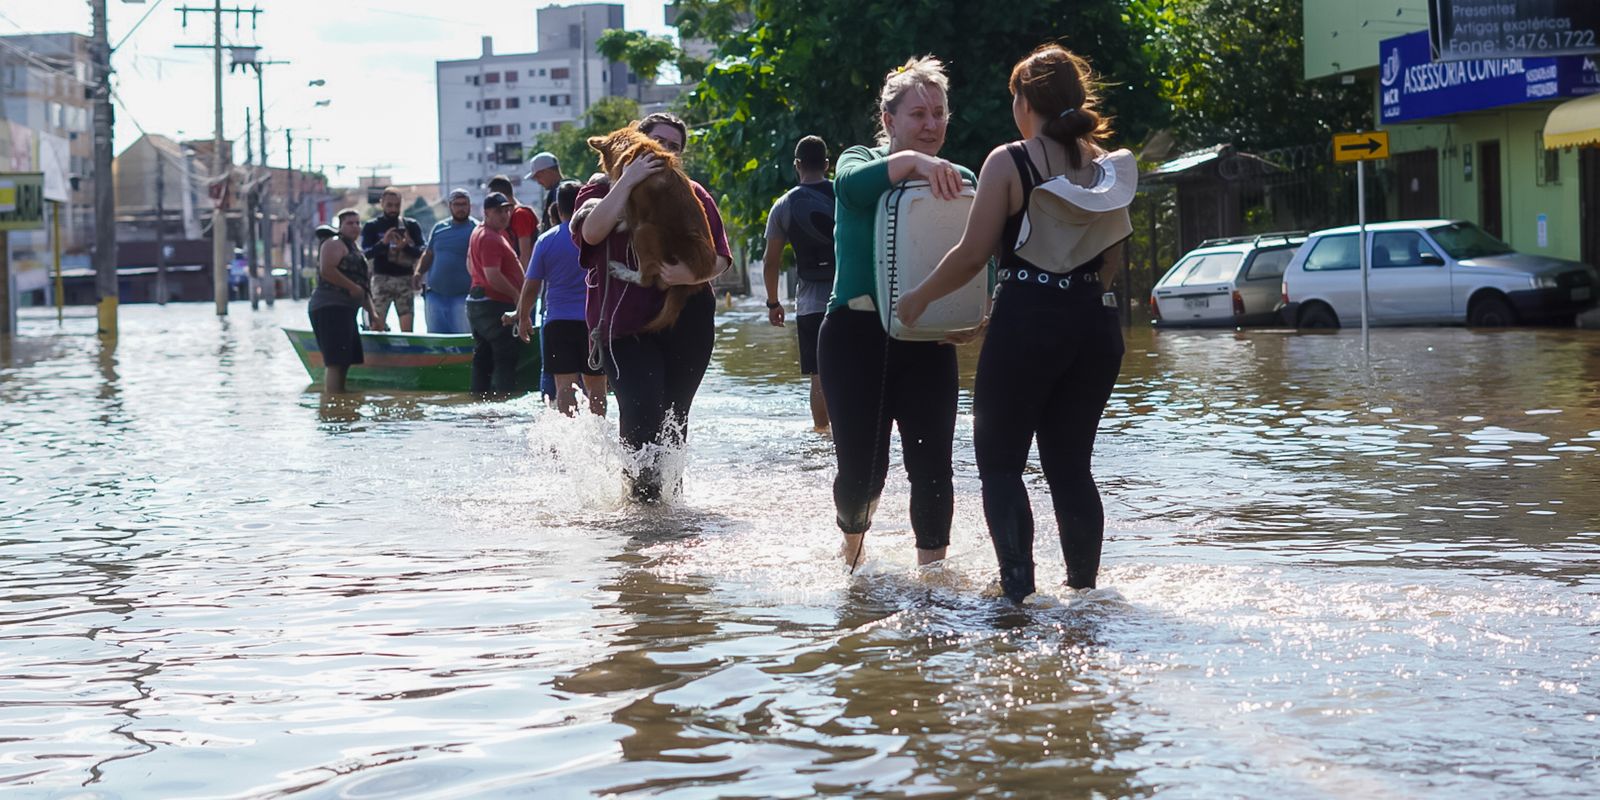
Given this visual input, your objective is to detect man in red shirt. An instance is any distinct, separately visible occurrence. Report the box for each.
[466,192,526,396]
[486,174,540,271]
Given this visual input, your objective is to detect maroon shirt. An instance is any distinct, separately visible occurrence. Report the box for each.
[572,180,732,340]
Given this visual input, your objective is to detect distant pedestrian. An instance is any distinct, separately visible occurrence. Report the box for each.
[466,191,526,396]
[762,135,836,432]
[486,175,540,271]
[361,187,426,332]
[524,151,564,226]
[510,180,607,416]
[414,188,477,334]
[308,208,386,394]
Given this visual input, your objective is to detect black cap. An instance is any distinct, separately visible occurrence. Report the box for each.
[483,191,511,210]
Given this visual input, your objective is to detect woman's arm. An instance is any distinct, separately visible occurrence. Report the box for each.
[895,146,1014,326]
[580,155,664,245]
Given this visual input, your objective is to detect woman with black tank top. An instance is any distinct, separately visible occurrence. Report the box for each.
[897,45,1131,602]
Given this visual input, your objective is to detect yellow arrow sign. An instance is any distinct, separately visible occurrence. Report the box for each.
[1333,131,1390,162]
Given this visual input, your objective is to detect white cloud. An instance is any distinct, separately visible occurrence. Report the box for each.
[5,0,672,186]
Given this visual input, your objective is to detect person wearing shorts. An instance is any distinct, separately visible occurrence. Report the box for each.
[361,187,425,332]
[308,208,385,394]
[512,180,606,416]
[762,135,836,432]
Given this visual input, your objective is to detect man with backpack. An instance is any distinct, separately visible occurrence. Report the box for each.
[762,136,837,433]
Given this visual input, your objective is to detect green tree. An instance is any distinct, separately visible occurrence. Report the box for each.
[1134,0,1371,153]
[672,0,1165,243]
[530,95,642,183]
[596,29,682,101]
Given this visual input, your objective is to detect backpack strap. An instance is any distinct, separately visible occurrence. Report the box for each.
[1005,141,1044,195]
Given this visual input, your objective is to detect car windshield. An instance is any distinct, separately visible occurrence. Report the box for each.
[1158,252,1243,287]
[1427,222,1514,260]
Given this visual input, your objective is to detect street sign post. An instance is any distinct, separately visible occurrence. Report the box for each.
[1333,132,1389,356]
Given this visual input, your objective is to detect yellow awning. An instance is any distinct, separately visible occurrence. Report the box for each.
[1543,93,1600,149]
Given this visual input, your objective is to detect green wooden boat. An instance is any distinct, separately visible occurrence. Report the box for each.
[283,327,541,392]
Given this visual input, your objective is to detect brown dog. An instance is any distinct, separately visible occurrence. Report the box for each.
[587,126,717,332]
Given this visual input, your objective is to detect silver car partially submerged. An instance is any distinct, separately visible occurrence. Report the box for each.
[1150,232,1305,327]
[1278,220,1597,328]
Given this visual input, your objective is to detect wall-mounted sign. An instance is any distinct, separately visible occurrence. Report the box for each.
[0,173,45,231]
[1430,0,1600,61]
[1381,31,1600,123]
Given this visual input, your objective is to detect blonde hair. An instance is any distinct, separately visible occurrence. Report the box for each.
[876,55,950,147]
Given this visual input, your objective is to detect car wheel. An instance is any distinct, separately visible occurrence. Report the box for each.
[1467,294,1516,327]
[1298,303,1339,330]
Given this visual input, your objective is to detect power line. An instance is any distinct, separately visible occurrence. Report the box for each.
[114,0,169,53]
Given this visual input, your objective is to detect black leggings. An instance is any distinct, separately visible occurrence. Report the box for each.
[974,281,1123,601]
[468,299,519,395]
[817,308,956,550]
[601,287,715,500]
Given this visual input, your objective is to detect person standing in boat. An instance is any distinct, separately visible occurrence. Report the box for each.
[413,189,477,334]
[308,208,386,395]
[819,56,976,568]
[897,44,1132,602]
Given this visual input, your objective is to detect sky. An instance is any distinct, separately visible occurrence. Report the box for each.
[3,0,675,186]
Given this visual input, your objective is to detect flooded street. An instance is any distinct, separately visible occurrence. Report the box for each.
[3,302,1598,798]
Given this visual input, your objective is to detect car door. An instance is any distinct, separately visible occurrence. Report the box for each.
[1295,233,1363,323]
[1152,250,1244,324]
[1367,230,1451,323]
[1238,245,1298,321]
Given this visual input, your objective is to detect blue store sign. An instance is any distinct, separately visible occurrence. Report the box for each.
[1380,30,1599,123]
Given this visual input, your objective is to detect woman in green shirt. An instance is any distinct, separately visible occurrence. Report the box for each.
[817,56,977,568]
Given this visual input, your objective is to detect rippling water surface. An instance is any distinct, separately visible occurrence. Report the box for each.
[3,303,1598,798]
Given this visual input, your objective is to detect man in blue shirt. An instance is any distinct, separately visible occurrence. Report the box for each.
[511,180,606,416]
[414,189,476,334]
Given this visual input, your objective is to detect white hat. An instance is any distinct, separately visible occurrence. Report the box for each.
[524,152,559,180]
[1013,148,1138,272]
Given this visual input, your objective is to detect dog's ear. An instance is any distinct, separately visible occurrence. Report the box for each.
[586,135,607,153]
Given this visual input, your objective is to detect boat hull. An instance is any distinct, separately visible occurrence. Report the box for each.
[283,327,542,392]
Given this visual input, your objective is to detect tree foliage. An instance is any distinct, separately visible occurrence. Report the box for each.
[530,96,642,184]
[596,29,682,99]
[1133,0,1371,154]
[672,0,1166,243]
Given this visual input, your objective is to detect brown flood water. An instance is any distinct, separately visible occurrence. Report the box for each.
[2,302,1597,797]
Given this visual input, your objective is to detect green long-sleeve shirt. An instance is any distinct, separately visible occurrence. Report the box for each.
[828,144,978,314]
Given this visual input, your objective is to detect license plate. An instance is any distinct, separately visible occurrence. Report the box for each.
[1573,287,1592,301]
[1183,297,1209,310]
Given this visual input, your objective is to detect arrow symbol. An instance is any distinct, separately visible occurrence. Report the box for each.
[1340,137,1383,154]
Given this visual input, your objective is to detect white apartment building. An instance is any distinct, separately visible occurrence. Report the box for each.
[436,3,626,205]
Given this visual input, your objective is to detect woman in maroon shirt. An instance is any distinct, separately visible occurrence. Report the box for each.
[572,113,732,503]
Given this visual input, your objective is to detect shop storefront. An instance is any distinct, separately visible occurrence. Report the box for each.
[1376,30,1599,263]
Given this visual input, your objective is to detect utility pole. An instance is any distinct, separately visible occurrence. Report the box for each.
[177,2,263,316]
[92,0,117,337]
[244,107,259,310]
[245,56,289,307]
[155,155,167,305]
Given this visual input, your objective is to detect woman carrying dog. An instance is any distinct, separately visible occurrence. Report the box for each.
[820,56,976,567]
[573,112,732,503]
[896,45,1132,602]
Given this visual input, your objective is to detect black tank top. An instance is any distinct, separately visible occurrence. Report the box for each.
[998,141,1104,275]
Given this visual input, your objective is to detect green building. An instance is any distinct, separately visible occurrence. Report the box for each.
[1304,0,1599,267]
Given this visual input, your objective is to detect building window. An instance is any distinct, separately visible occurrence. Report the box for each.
[466,127,476,135]
[1535,129,1561,185]
[465,101,473,109]
[538,95,547,102]
[568,24,581,49]
[551,67,570,80]
[549,94,571,107]
[483,124,502,136]
[507,123,522,135]
[506,97,520,109]
[552,121,567,132]
[530,96,538,104]
[505,70,518,83]
[528,69,537,77]
[485,71,501,84]
[539,68,547,77]
[483,98,501,110]
[467,75,479,85]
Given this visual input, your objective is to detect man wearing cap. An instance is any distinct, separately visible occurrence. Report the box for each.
[525,151,562,223]
[414,189,477,334]
[486,174,541,272]
[466,192,526,396]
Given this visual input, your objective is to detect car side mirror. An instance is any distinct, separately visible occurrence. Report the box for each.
[1418,252,1445,266]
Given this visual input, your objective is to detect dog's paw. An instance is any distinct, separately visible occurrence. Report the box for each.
[607,260,646,285]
